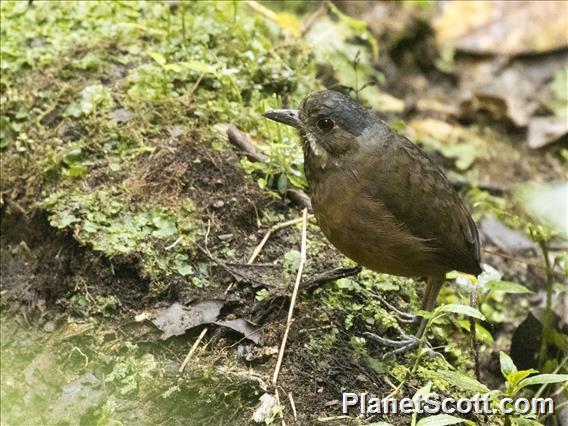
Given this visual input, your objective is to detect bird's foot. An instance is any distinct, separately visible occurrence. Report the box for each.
[364,332,420,358]
[371,293,419,324]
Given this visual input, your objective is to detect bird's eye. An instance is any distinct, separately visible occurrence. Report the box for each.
[316,118,334,131]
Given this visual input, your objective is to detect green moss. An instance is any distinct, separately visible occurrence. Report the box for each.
[41,189,202,285]
[1,1,326,289]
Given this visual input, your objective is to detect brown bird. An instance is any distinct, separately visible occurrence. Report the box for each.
[264,90,481,352]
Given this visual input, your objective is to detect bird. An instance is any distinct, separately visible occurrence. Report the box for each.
[264,89,482,353]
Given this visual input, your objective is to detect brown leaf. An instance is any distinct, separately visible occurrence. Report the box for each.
[458,53,566,127]
[479,218,537,254]
[152,301,223,340]
[215,318,263,344]
[434,1,568,56]
[528,116,568,149]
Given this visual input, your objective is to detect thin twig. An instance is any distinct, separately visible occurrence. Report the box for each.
[317,416,352,423]
[244,0,278,20]
[482,248,545,270]
[287,392,298,421]
[226,125,312,210]
[470,283,481,381]
[248,217,303,264]
[198,245,269,287]
[188,73,204,97]
[272,208,308,386]
[179,327,208,374]
[165,236,183,250]
[227,125,268,163]
[274,388,286,426]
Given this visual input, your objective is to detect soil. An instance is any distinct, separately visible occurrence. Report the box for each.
[2,133,386,424]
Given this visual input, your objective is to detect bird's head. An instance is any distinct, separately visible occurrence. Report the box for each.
[264,90,377,159]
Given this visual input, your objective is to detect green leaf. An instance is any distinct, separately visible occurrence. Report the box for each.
[506,369,538,388]
[147,51,166,66]
[163,63,185,73]
[416,414,468,426]
[499,351,517,378]
[435,304,486,321]
[180,60,216,74]
[414,381,433,399]
[486,280,531,294]
[328,2,379,61]
[511,418,545,426]
[277,173,288,194]
[152,216,178,238]
[63,164,88,178]
[518,373,568,388]
[175,263,193,276]
[53,211,78,228]
[432,370,489,393]
[457,320,494,343]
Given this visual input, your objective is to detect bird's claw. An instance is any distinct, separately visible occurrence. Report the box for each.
[371,293,419,324]
[363,332,420,359]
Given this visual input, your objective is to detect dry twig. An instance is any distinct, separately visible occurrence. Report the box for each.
[470,283,481,381]
[287,392,298,421]
[179,327,208,374]
[227,125,268,163]
[226,125,312,210]
[248,217,303,264]
[272,208,308,386]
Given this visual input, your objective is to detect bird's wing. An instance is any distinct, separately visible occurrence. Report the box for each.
[358,128,481,275]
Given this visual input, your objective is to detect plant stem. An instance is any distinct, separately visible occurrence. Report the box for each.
[411,318,433,374]
[537,239,554,370]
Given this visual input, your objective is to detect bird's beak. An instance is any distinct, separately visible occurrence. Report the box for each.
[263,109,302,129]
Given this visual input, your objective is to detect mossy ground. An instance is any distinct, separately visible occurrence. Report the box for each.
[1,1,566,425]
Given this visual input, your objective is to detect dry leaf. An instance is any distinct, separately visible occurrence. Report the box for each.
[152,301,223,340]
[527,116,568,149]
[216,318,263,344]
[434,1,568,56]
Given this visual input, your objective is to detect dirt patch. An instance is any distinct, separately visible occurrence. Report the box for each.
[1,210,148,316]
[126,132,282,238]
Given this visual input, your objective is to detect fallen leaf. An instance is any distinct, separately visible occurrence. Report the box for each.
[216,318,263,344]
[252,393,279,424]
[434,1,568,56]
[458,52,567,127]
[48,322,95,344]
[152,301,223,340]
[479,218,537,253]
[527,116,568,149]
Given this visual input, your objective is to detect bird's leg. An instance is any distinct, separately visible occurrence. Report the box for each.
[365,275,445,358]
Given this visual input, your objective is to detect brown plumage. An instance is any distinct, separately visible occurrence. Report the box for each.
[265,90,481,342]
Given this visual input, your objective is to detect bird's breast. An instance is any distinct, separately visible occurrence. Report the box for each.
[307,167,444,278]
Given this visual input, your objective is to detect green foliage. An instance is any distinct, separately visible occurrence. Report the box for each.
[282,249,302,277]
[0,1,325,288]
[499,352,567,398]
[104,344,157,395]
[546,66,568,116]
[41,189,201,283]
[65,84,114,117]
[316,275,402,332]
[69,292,120,318]
[305,327,339,354]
